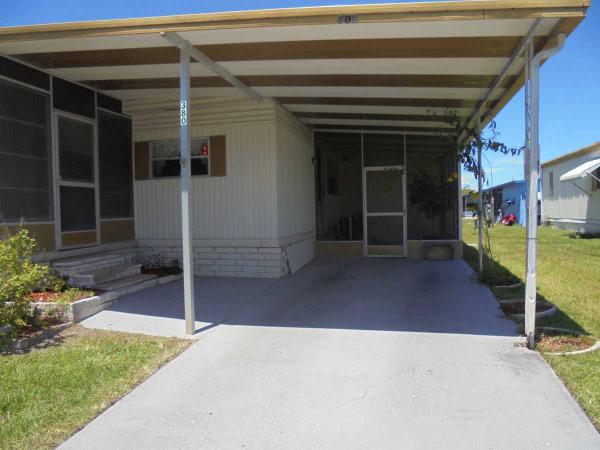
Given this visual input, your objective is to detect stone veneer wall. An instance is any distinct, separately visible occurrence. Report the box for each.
[137,243,288,278]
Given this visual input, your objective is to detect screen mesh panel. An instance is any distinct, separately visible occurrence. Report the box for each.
[406,136,458,240]
[97,92,122,114]
[52,77,95,119]
[363,134,405,167]
[0,79,52,222]
[58,116,94,183]
[0,55,50,91]
[60,186,96,232]
[0,79,48,126]
[314,132,363,241]
[98,110,133,218]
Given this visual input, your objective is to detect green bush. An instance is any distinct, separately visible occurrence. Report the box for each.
[0,228,50,334]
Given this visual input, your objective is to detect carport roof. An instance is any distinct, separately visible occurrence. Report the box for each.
[0,0,589,133]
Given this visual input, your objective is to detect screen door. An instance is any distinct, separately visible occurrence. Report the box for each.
[363,166,406,256]
[55,113,99,248]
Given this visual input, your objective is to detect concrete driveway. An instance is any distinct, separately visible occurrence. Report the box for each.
[63,259,600,449]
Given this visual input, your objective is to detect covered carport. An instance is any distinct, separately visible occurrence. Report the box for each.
[66,257,600,448]
[0,0,589,346]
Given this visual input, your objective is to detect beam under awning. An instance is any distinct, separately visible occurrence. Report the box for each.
[161,32,263,101]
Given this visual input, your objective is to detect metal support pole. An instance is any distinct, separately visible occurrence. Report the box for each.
[477,117,484,273]
[179,45,196,335]
[524,42,531,276]
[524,33,566,349]
[525,53,539,349]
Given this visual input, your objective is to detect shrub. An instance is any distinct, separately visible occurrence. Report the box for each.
[0,228,50,334]
[54,288,95,305]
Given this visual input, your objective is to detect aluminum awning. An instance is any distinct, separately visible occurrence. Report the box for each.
[0,0,589,134]
[559,158,600,182]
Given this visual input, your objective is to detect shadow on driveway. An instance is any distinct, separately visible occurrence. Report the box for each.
[82,258,516,338]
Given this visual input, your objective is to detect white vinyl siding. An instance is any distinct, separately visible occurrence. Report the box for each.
[275,110,315,240]
[134,120,278,240]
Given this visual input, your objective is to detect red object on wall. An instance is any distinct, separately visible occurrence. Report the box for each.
[201,143,209,156]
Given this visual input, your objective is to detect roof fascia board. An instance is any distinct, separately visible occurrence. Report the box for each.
[0,1,589,42]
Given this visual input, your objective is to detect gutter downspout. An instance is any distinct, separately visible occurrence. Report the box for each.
[525,33,566,349]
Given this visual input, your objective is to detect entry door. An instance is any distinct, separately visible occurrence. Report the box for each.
[363,166,407,256]
[54,112,99,248]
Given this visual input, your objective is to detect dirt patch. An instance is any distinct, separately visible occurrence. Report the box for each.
[537,330,597,353]
[501,301,554,315]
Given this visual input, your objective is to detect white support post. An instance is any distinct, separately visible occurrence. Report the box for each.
[524,33,566,349]
[477,117,484,273]
[179,44,196,335]
[525,52,539,349]
[524,42,531,277]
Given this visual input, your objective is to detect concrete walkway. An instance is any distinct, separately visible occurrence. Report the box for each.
[63,259,600,449]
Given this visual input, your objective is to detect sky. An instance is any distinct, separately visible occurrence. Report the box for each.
[2,0,599,190]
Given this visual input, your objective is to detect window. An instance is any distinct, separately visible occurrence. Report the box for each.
[592,168,600,192]
[549,171,554,197]
[151,139,209,178]
[0,79,52,222]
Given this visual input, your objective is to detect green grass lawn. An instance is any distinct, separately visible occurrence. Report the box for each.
[462,220,600,428]
[0,326,190,449]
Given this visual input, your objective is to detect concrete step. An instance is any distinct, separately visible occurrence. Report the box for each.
[54,253,127,276]
[95,273,158,292]
[68,263,142,288]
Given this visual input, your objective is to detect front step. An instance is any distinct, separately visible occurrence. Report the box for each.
[53,253,127,277]
[68,263,142,288]
[95,273,158,292]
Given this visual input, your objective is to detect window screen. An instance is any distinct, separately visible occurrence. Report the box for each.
[97,110,133,218]
[0,79,52,222]
[151,139,209,178]
[58,116,95,183]
[60,186,96,231]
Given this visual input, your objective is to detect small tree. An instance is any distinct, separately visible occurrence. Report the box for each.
[450,114,524,276]
[442,112,524,183]
[0,228,50,334]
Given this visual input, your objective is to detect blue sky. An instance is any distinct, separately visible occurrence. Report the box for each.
[3,1,599,189]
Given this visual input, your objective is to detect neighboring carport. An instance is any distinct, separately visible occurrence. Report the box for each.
[0,0,589,343]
